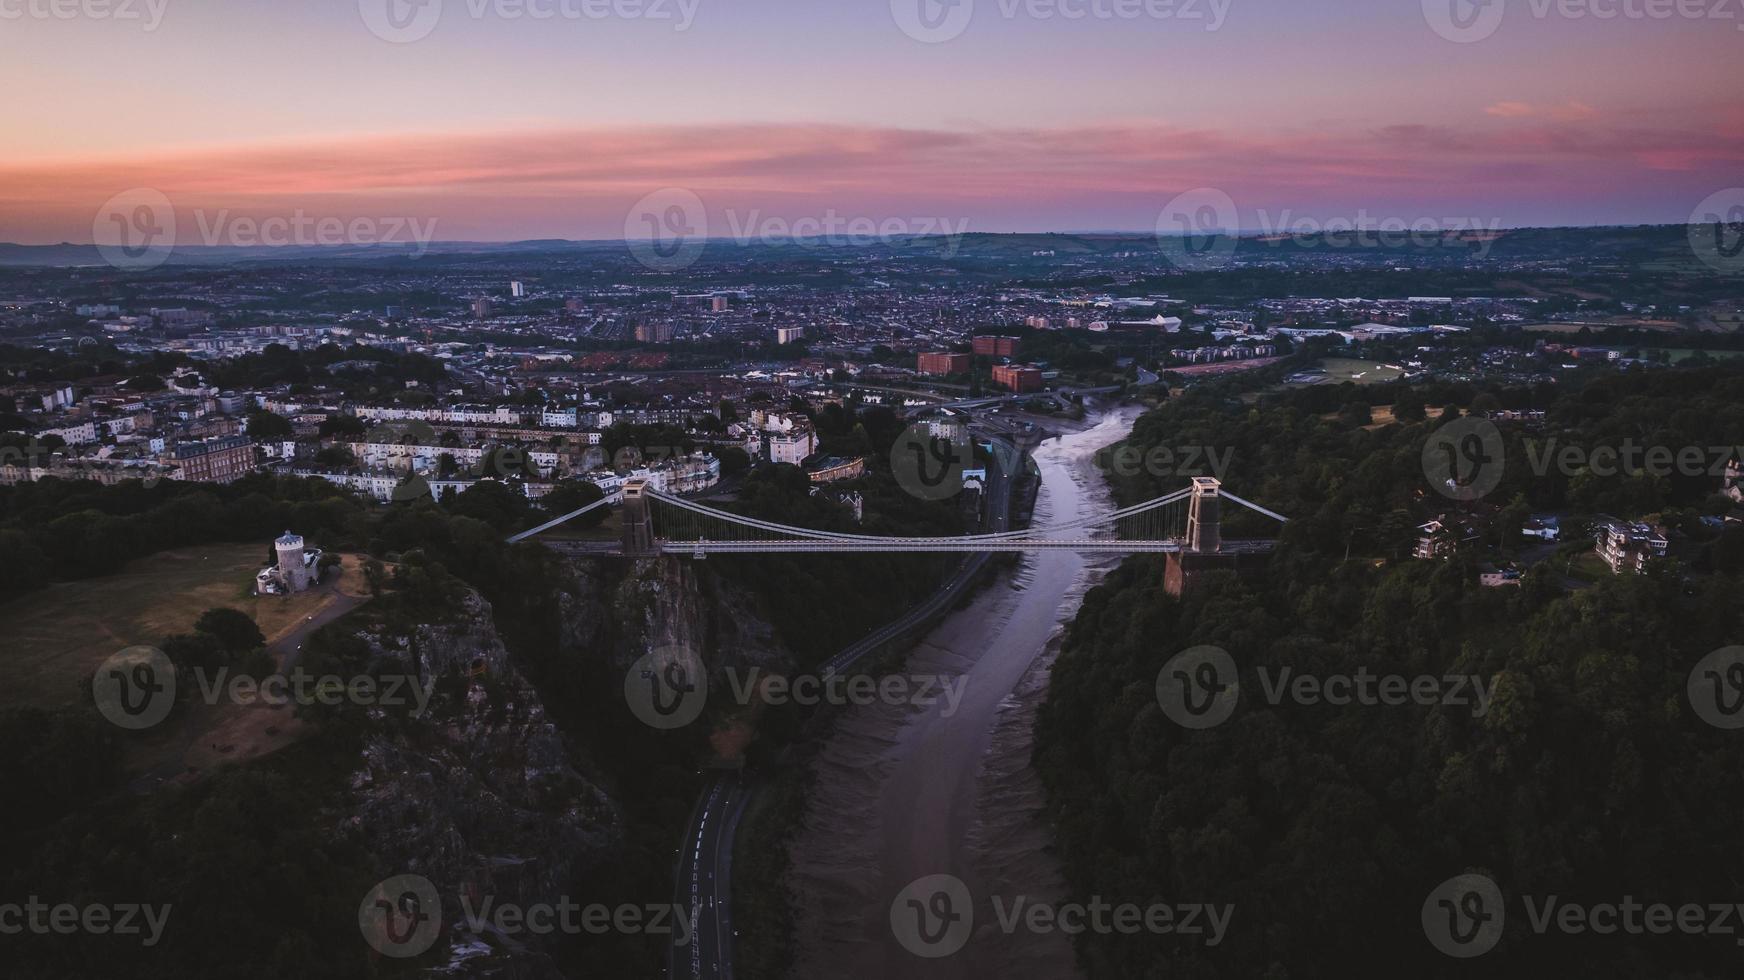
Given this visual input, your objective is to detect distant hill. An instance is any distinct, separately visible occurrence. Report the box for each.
[0,224,1715,268]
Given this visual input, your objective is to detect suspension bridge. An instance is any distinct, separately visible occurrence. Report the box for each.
[508,476,1285,558]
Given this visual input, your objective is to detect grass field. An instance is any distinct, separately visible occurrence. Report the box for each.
[0,543,361,710]
[1318,358,1405,384]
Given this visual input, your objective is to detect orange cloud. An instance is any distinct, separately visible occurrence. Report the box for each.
[2,115,1740,242]
[1486,101,1600,122]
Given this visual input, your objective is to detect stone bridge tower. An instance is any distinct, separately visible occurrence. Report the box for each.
[1186,477,1222,554]
[621,479,658,557]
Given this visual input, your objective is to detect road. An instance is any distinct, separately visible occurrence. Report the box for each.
[668,424,1022,979]
[277,581,365,672]
[671,771,750,980]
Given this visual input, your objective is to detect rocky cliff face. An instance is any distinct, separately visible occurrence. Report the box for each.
[596,557,788,675]
[336,588,620,978]
[331,557,788,976]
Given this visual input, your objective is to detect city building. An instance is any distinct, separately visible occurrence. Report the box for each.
[39,421,99,446]
[1521,516,1561,541]
[171,435,254,484]
[991,364,1044,393]
[775,327,805,345]
[0,457,176,487]
[510,281,526,298]
[1594,518,1668,574]
[1414,517,1482,559]
[918,352,971,376]
[806,456,866,483]
[809,487,863,522]
[636,322,675,344]
[973,335,1020,358]
[472,297,495,319]
[769,428,817,465]
[1478,563,1523,587]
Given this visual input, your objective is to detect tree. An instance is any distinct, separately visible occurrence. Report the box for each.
[246,410,294,441]
[317,415,366,438]
[541,480,607,527]
[716,446,752,477]
[162,630,226,673]
[363,558,389,596]
[479,446,539,481]
[313,445,355,468]
[1393,387,1427,423]
[195,607,267,656]
[448,480,529,531]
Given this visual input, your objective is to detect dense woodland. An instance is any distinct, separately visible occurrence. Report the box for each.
[0,415,959,976]
[1036,360,1744,977]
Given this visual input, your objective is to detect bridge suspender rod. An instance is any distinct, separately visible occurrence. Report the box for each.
[1218,491,1290,525]
[505,493,622,544]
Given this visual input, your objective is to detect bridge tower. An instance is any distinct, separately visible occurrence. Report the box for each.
[621,479,658,557]
[1186,477,1222,554]
[1166,476,1270,597]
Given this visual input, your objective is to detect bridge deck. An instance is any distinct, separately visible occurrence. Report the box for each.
[540,538,1277,556]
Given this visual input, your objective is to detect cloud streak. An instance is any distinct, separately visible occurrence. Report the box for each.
[3,113,1741,243]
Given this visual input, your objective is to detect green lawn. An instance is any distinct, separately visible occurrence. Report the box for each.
[1318,358,1405,384]
[0,543,346,710]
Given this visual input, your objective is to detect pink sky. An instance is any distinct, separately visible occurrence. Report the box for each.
[2,0,1739,242]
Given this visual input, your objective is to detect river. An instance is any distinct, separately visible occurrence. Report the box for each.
[786,406,1140,979]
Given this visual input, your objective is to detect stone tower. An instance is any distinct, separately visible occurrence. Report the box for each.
[275,530,309,593]
[621,480,658,557]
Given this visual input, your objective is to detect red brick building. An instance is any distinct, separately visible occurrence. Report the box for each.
[992,364,1045,393]
[918,352,971,376]
[172,435,254,484]
[973,335,1020,358]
